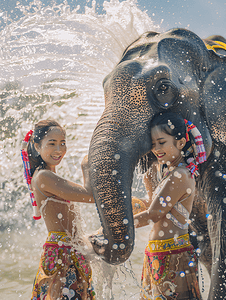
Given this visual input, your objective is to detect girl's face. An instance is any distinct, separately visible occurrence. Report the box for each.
[36,127,66,171]
[151,126,185,165]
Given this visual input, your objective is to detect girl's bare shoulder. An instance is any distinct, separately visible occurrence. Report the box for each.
[33,169,59,184]
[173,165,195,185]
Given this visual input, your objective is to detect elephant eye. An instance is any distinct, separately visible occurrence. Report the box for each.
[153,79,178,108]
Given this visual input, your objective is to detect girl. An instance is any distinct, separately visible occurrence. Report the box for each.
[21,119,95,300]
[133,112,206,300]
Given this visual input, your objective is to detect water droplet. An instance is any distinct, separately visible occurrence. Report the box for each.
[174,171,179,177]
[188,261,194,267]
[134,219,139,226]
[125,235,129,240]
[158,230,164,237]
[186,188,192,194]
[180,271,185,277]
[114,154,120,160]
[184,75,192,82]
[215,151,220,157]
[159,196,164,203]
[215,171,221,177]
[166,196,171,202]
[169,229,173,233]
[103,239,108,244]
[112,244,118,249]
[119,243,125,249]
[206,214,212,220]
[62,288,69,295]
[164,103,169,107]
[112,170,118,175]
[162,202,167,207]
[123,218,129,224]
[101,204,104,208]
[166,213,171,219]
[58,213,63,219]
[148,220,154,226]
[61,277,66,283]
[163,221,168,227]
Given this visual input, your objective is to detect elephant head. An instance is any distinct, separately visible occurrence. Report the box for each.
[88,28,226,289]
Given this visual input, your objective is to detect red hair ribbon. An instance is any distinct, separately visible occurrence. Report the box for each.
[21,130,41,220]
[184,119,207,177]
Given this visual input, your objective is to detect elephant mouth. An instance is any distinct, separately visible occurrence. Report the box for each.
[152,79,179,109]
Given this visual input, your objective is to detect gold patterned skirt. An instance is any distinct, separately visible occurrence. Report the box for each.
[31,231,95,300]
[141,234,201,300]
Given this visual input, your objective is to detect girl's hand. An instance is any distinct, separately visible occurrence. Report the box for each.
[134,167,195,227]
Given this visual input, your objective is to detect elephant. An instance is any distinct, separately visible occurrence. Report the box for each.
[88,28,226,299]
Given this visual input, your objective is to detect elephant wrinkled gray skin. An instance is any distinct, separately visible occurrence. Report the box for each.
[88,28,226,299]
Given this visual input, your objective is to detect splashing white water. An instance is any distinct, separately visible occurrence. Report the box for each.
[0,1,157,299]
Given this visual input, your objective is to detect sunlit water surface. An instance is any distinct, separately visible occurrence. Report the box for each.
[0,1,210,299]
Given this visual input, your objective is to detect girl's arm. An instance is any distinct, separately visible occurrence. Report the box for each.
[134,167,195,228]
[34,165,94,203]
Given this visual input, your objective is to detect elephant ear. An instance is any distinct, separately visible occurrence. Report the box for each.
[202,56,226,145]
[157,36,209,81]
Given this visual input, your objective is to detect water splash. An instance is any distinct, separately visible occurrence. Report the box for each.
[0,1,156,298]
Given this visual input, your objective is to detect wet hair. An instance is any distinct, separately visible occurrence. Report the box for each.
[139,112,192,173]
[150,112,187,141]
[27,119,65,176]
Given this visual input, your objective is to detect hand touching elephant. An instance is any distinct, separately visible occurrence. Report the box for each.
[88,28,226,299]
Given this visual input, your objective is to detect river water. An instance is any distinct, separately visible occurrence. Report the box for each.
[0,1,210,299]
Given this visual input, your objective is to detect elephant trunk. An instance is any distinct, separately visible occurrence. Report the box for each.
[88,107,151,264]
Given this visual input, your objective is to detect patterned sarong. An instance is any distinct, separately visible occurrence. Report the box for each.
[31,231,95,300]
[141,234,201,300]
